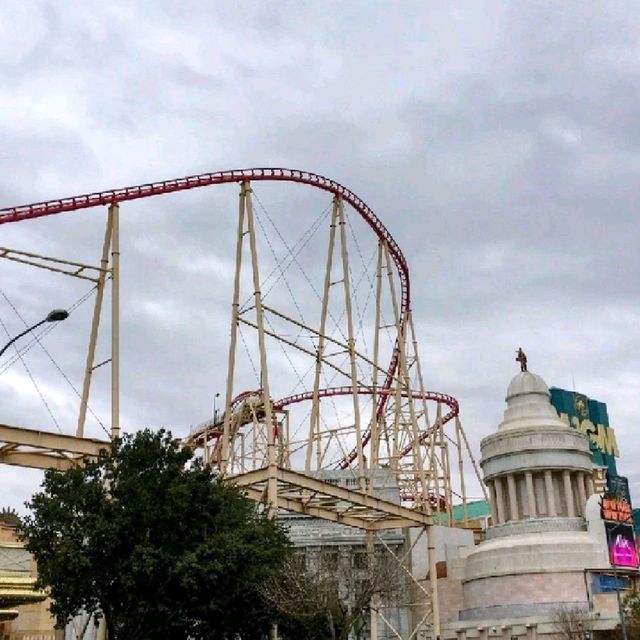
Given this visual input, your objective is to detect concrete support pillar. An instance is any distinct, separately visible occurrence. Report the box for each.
[563,470,576,517]
[501,626,512,640]
[526,623,538,640]
[544,470,557,517]
[456,630,466,640]
[507,473,519,521]
[525,471,536,518]
[494,477,506,524]
[478,627,489,640]
[577,471,587,516]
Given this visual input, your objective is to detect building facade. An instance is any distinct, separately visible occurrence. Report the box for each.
[438,370,631,639]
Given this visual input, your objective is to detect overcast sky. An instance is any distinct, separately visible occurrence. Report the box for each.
[1,1,640,512]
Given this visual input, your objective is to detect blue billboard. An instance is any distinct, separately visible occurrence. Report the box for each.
[549,388,619,477]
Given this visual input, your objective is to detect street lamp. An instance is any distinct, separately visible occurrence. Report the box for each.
[213,392,220,423]
[204,393,221,466]
[0,309,69,358]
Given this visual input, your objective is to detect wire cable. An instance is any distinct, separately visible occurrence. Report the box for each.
[0,288,109,435]
[0,313,63,433]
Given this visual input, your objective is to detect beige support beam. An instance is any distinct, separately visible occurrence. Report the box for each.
[0,246,105,282]
[369,243,383,471]
[109,203,120,440]
[0,424,107,456]
[545,470,557,517]
[222,186,247,472]
[336,198,365,490]
[308,200,338,473]
[0,452,76,471]
[233,466,433,528]
[77,213,113,437]
[243,183,277,511]
[525,471,537,518]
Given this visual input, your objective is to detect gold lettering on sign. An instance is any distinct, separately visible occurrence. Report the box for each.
[593,426,620,457]
[558,413,619,457]
[592,468,607,494]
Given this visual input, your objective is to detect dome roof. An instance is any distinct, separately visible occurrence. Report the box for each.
[506,371,550,400]
[497,370,568,432]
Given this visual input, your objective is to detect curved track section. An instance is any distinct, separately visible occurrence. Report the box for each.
[274,387,459,461]
[0,168,454,466]
[187,387,459,455]
[0,170,409,318]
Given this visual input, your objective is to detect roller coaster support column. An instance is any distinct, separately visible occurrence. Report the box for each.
[110,203,120,440]
[336,197,365,490]
[307,198,338,473]
[369,242,384,470]
[221,186,246,472]
[77,212,113,437]
[243,182,277,511]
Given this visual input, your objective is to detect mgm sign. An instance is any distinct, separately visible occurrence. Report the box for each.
[549,388,619,477]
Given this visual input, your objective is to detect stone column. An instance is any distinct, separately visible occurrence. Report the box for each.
[526,623,538,640]
[525,471,536,518]
[489,480,498,524]
[494,477,506,524]
[563,470,576,517]
[577,472,587,516]
[585,472,594,498]
[544,470,557,517]
[507,473,519,521]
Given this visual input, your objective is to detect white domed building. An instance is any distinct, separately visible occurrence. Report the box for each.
[439,369,625,639]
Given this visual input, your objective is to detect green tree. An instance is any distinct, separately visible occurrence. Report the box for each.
[623,590,640,640]
[263,548,403,640]
[19,429,290,640]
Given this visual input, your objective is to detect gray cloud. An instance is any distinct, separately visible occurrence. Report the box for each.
[2,0,640,510]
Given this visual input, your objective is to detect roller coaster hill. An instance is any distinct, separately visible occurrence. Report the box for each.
[0,168,488,639]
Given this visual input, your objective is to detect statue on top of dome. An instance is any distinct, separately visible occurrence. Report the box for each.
[516,347,527,372]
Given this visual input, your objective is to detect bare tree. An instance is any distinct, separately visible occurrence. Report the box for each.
[552,605,593,640]
[262,546,404,640]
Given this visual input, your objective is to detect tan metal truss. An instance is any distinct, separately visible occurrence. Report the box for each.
[0,423,107,470]
[232,466,432,531]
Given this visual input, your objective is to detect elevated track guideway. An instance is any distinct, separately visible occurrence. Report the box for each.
[0,168,486,639]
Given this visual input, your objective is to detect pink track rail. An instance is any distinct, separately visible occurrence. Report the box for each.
[0,167,457,465]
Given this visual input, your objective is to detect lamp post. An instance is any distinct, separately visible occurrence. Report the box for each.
[213,392,220,423]
[204,393,221,466]
[0,309,69,358]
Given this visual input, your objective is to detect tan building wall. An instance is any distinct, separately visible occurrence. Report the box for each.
[0,518,55,640]
[1,600,56,640]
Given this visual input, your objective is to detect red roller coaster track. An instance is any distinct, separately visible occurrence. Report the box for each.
[0,168,458,466]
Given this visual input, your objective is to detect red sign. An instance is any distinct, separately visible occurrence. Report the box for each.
[601,497,632,523]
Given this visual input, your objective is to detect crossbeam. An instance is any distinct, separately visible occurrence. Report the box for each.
[0,423,108,470]
[232,466,432,531]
